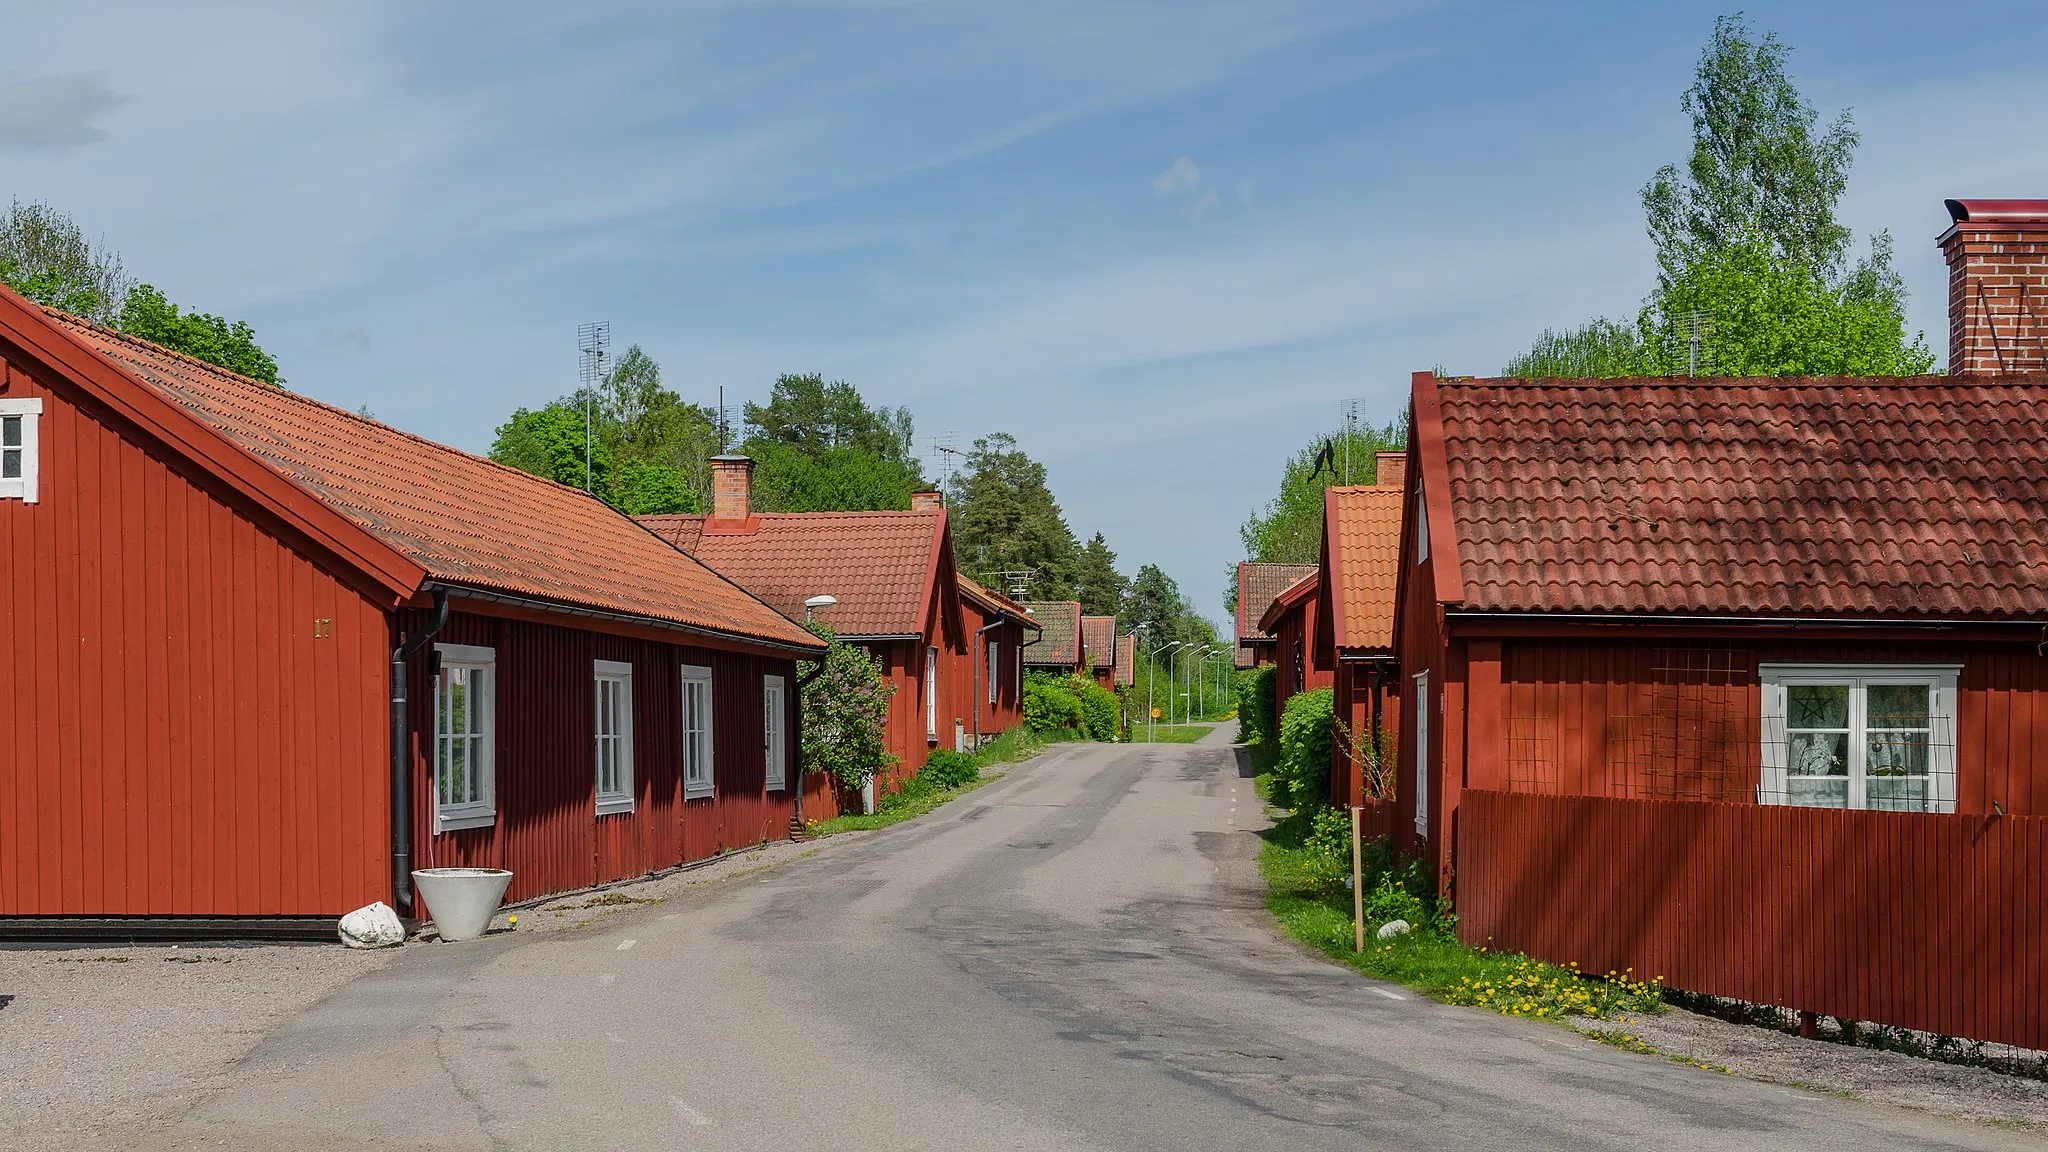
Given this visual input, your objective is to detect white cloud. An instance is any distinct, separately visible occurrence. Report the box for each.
[1152,155,1200,194]
[0,72,126,153]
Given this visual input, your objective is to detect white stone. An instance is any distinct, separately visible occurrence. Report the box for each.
[1376,918,1412,940]
[338,901,406,948]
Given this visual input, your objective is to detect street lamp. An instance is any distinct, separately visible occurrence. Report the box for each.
[1156,641,1186,729]
[804,594,837,623]
[1190,644,1217,720]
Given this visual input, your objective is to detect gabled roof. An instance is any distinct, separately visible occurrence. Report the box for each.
[1324,484,1405,652]
[1420,373,2048,619]
[1257,571,1318,636]
[1236,562,1318,643]
[958,576,1041,632]
[1081,615,1117,670]
[1114,634,1136,685]
[639,509,955,639]
[10,295,818,653]
[1020,601,1082,665]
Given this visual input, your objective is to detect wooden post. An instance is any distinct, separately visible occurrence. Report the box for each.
[1351,805,1365,952]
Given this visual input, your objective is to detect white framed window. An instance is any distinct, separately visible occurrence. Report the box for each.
[1760,664,1958,813]
[0,398,44,504]
[1414,487,1428,563]
[987,636,999,705]
[595,660,634,814]
[925,645,939,740]
[1413,671,1430,835]
[434,643,496,831]
[763,673,788,791]
[682,664,715,799]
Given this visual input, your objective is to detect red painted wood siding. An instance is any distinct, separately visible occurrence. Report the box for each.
[1330,662,1399,809]
[1461,790,2048,1050]
[402,608,800,906]
[1270,595,1333,721]
[1,351,391,917]
[960,601,1030,740]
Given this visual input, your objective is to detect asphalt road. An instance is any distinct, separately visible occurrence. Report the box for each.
[100,730,2037,1149]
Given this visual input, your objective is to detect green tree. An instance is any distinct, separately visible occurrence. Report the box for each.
[739,372,925,511]
[0,199,131,322]
[489,343,711,514]
[798,623,897,793]
[748,441,923,513]
[1120,564,1214,649]
[1502,14,1931,378]
[1074,533,1128,618]
[947,432,1079,598]
[117,285,283,384]
[1238,421,1406,565]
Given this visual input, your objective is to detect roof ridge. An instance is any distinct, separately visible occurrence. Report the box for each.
[1450,373,2048,388]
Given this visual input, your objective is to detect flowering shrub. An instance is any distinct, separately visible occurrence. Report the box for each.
[798,623,897,792]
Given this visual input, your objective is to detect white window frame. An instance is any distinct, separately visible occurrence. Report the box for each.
[0,398,44,504]
[594,659,635,815]
[1414,486,1429,563]
[1413,671,1430,835]
[433,643,497,832]
[1759,663,1958,814]
[682,664,715,800]
[763,673,788,791]
[987,635,1000,705]
[925,645,939,741]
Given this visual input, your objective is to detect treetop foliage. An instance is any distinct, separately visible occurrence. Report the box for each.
[947,432,1082,599]
[739,373,926,512]
[1238,421,1406,568]
[489,344,713,515]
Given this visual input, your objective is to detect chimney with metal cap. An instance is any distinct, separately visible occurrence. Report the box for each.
[1374,450,1407,490]
[1939,199,2048,375]
[710,454,754,520]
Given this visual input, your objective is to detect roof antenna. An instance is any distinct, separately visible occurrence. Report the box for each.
[1678,311,1710,377]
[577,321,611,492]
[1339,398,1367,483]
[927,431,962,484]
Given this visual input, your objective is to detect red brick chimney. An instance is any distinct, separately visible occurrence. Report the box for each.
[710,455,754,521]
[1939,199,2048,375]
[910,490,944,511]
[1374,450,1407,489]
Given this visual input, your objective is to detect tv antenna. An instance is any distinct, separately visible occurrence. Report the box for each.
[1339,397,1370,483]
[927,431,963,483]
[1677,311,1711,377]
[576,321,611,492]
[715,386,743,454]
[998,567,1037,601]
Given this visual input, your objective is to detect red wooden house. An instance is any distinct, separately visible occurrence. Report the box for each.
[1390,198,2048,1050]
[1082,615,1118,690]
[1021,601,1085,675]
[640,464,970,795]
[957,576,1040,744]
[1234,562,1317,669]
[0,288,823,933]
[1258,571,1330,721]
[1317,452,1406,810]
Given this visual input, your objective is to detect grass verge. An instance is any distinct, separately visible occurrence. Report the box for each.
[806,727,1047,837]
[1255,782,1662,1024]
[1125,723,1214,744]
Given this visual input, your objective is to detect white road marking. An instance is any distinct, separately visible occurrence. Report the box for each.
[1370,988,1406,1001]
[670,1099,713,1126]
[661,913,679,921]
[607,1033,627,1044]
[618,939,637,951]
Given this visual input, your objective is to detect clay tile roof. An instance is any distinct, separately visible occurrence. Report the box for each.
[50,313,819,651]
[1021,601,1082,665]
[1327,485,1406,651]
[1115,634,1136,685]
[958,576,1041,631]
[1434,375,2048,618]
[1081,615,1117,669]
[639,510,948,638]
[1257,571,1318,636]
[1237,563,1318,642]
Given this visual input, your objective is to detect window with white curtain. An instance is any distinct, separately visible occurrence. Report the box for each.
[763,673,787,791]
[988,636,999,705]
[0,398,43,503]
[683,664,715,799]
[595,660,634,814]
[925,645,939,739]
[434,643,496,831]
[1413,671,1430,835]
[1760,664,1957,813]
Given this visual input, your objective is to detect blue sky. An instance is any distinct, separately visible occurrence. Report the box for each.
[7,1,2048,631]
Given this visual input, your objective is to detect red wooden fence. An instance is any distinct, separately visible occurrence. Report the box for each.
[1458,790,2048,1049]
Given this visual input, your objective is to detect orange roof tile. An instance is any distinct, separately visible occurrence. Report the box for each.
[1081,615,1117,670]
[958,576,1041,631]
[640,510,950,638]
[1326,485,1405,652]
[1021,602,1082,665]
[1236,562,1318,642]
[48,312,819,652]
[1429,375,2048,618]
[1114,634,1136,685]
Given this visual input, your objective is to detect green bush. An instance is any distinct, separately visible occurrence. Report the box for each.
[1278,687,1334,808]
[1235,665,1277,745]
[1075,677,1121,741]
[919,749,980,790]
[1023,673,1083,732]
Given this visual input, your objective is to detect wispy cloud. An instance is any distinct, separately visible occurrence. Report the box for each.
[1153,155,1200,194]
[0,72,125,153]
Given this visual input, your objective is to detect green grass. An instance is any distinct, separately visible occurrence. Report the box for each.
[805,728,1047,837]
[1124,723,1214,744]
[1255,783,1662,1023]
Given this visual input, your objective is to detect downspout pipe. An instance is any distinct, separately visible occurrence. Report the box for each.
[391,587,450,916]
[972,619,1004,747]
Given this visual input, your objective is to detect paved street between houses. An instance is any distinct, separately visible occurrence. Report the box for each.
[15,731,2038,1151]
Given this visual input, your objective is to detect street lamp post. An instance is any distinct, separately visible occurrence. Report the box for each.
[804,594,838,623]
[1156,641,1186,731]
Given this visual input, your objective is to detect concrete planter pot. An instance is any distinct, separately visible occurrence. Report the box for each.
[411,868,514,942]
